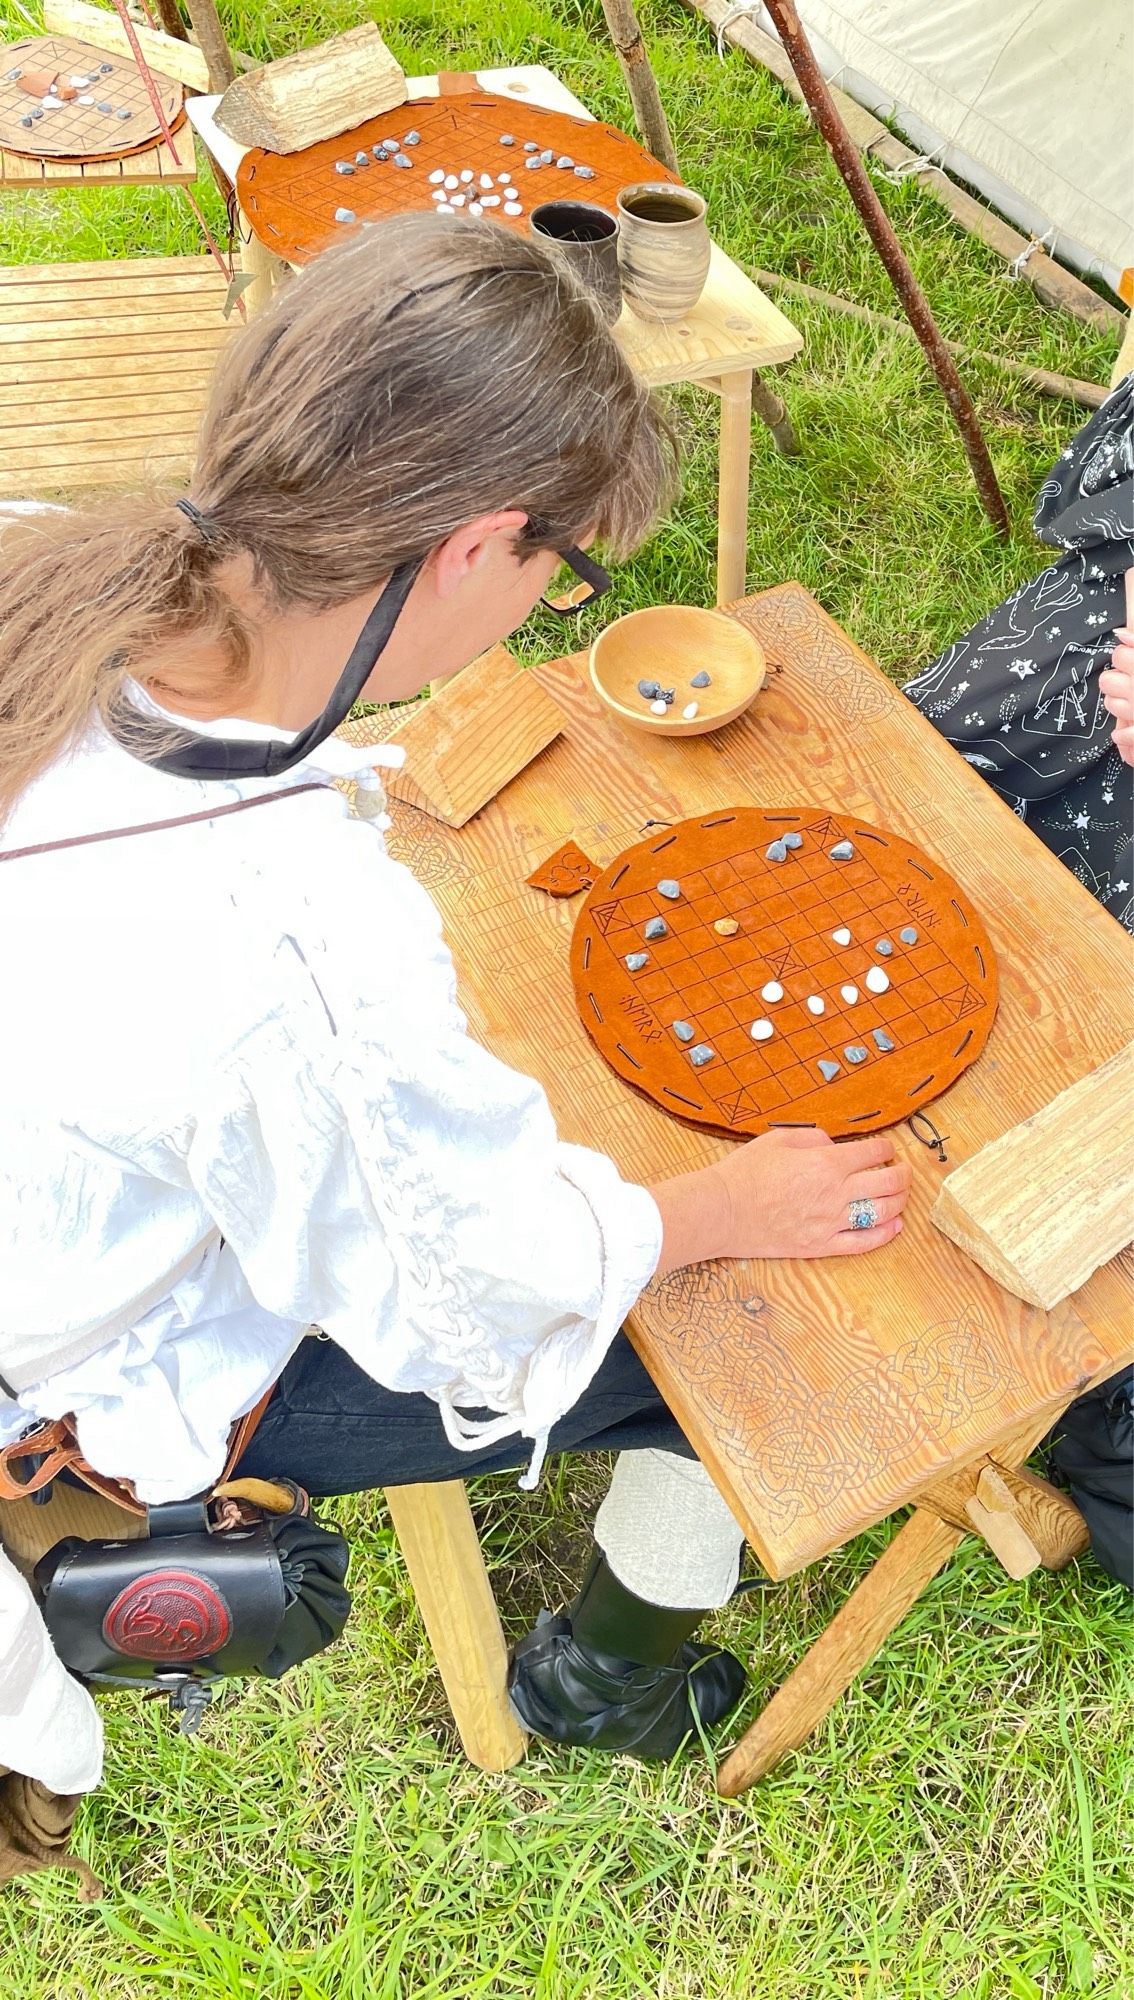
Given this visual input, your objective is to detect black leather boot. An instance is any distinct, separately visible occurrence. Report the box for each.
[507,1550,746,1760]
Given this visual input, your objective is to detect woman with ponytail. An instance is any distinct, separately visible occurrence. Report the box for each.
[0,216,909,1816]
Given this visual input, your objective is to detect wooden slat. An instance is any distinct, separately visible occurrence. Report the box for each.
[0,410,211,449]
[0,256,217,287]
[0,271,224,308]
[0,306,230,345]
[0,329,232,366]
[0,135,197,188]
[0,445,196,484]
[0,366,220,409]
[42,0,212,90]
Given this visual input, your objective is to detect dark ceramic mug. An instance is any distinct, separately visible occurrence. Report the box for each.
[528,200,622,324]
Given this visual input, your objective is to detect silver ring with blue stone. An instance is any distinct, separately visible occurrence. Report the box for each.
[847,1197,878,1231]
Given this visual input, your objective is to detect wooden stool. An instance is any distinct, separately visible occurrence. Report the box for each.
[0,1476,526,1774]
[0,255,234,500]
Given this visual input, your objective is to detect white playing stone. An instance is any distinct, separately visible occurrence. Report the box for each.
[429,169,446,184]
[482,194,501,206]
[840,984,859,1004]
[436,203,454,214]
[78,94,93,103]
[444,174,459,189]
[431,188,446,201]
[450,193,466,207]
[504,202,523,215]
[832,926,852,946]
[865,966,890,994]
[503,189,519,202]
[498,172,511,183]
[650,699,668,715]
[749,1019,775,1042]
[806,995,825,1015]
[479,173,494,189]
[682,702,698,720]
[469,202,484,216]
[760,981,784,1004]
[460,169,473,183]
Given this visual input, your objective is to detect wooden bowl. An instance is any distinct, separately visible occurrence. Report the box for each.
[588,605,766,736]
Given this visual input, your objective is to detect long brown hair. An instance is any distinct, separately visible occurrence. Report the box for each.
[0,214,675,821]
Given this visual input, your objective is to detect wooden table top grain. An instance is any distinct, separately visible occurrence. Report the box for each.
[381,584,1134,1580]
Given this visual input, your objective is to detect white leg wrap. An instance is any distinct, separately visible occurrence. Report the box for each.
[593,1449,745,1610]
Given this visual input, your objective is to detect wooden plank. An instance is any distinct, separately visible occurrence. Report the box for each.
[0,272,223,307]
[386,646,565,829]
[0,367,220,409]
[0,136,197,188]
[931,1044,1134,1308]
[42,0,212,89]
[0,329,232,366]
[615,242,801,385]
[0,399,214,443]
[0,307,231,345]
[214,24,406,154]
[0,291,225,326]
[0,255,218,287]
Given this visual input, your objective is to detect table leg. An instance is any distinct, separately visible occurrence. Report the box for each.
[384,1480,528,1773]
[714,368,753,606]
[237,208,280,319]
[716,1508,962,1797]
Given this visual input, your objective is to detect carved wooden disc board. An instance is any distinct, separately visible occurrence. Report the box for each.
[0,36,183,161]
[570,807,998,1139]
[237,93,680,261]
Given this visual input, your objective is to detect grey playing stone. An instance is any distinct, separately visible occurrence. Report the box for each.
[100,62,114,73]
[783,832,803,850]
[899,926,918,945]
[403,130,421,145]
[525,156,544,169]
[765,839,788,863]
[637,679,660,700]
[115,107,131,119]
[818,1059,841,1082]
[657,878,681,900]
[625,952,649,972]
[829,840,854,861]
[672,1020,695,1043]
[540,149,554,163]
[872,1029,895,1052]
[500,134,515,145]
[355,151,371,166]
[660,688,675,705]
[382,137,400,152]
[334,161,355,174]
[644,917,668,941]
[96,101,112,113]
[6,68,21,80]
[393,153,412,169]
[31,108,43,119]
[334,208,356,224]
[574,165,596,179]
[690,670,711,689]
[843,1045,869,1065]
[689,1044,715,1067]
[19,114,32,127]
[557,156,574,169]
[874,939,893,956]
[523,140,539,151]
[372,146,387,161]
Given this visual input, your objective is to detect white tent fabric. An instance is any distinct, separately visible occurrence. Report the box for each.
[742,1,1133,297]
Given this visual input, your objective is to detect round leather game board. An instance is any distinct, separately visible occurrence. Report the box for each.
[237,93,680,262]
[570,808,998,1140]
[0,36,183,161]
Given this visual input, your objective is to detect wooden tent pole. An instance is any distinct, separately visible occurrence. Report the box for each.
[758,0,1010,538]
[151,0,189,40]
[183,0,236,89]
[599,0,679,174]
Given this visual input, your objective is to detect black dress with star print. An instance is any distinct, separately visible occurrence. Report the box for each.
[905,374,1134,934]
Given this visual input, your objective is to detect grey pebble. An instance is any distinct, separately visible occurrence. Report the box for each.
[690,670,711,688]
[829,840,854,861]
[783,832,803,850]
[382,137,400,153]
[540,149,554,163]
[818,1059,841,1082]
[557,156,574,169]
[689,1044,715,1068]
[638,679,660,700]
[574,165,595,179]
[100,63,114,73]
[525,156,544,170]
[899,926,918,945]
[334,207,357,223]
[31,108,43,119]
[371,146,387,160]
[644,917,668,941]
[672,1020,695,1043]
[657,878,681,900]
[393,153,412,169]
[7,68,21,80]
[334,161,355,175]
[765,839,788,863]
[19,114,32,127]
[844,1045,869,1065]
[874,939,894,957]
[523,140,539,151]
[115,108,131,120]
[659,687,675,705]
[355,151,371,166]
[872,1029,895,1052]
[625,952,649,972]
[96,101,112,113]
[500,134,515,145]
[403,130,421,145]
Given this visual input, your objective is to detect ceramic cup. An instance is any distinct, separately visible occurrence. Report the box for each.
[615,183,711,323]
[528,200,622,324]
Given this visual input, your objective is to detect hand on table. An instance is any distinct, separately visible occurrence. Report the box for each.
[1100,626,1134,768]
[651,1126,910,1274]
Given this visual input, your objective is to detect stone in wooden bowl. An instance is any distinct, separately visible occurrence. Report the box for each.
[589,604,766,736]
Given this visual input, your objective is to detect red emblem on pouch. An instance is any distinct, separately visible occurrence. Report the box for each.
[102,1568,232,1661]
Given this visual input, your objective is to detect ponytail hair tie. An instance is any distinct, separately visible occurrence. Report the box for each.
[175,497,220,546]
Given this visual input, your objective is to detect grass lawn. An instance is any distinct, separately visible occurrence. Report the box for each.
[1,2,1131,1996]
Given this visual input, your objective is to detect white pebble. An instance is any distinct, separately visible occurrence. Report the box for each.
[650,699,668,715]
[760,981,784,1004]
[482,194,501,206]
[436,203,454,214]
[749,1020,775,1042]
[479,173,494,189]
[444,174,459,190]
[807,995,825,1016]
[504,202,523,215]
[497,172,511,184]
[451,193,466,207]
[469,202,484,216]
[429,168,446,184]
[865,966,890,994]
[682,701,698,720]
[832,926,852,946]
[431,188,446,201]
[840,984,859,1005]
[69,74,86,84]
[460,169,473,184]
[78,94,93,104]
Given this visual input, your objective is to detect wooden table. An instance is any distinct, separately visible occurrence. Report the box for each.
[186,66,802,606]
[380,584,1133,1791]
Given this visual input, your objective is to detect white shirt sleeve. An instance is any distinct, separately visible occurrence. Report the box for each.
[172,800,663,1482]
[0,1546,102,1794]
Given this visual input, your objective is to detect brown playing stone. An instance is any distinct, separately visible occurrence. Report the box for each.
[527,840,598,898]
[714,917,740,936]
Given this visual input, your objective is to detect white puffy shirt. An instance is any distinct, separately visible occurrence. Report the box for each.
[0,704,662,1793]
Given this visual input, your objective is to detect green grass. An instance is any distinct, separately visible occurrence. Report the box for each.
[2,3,1131,1995]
